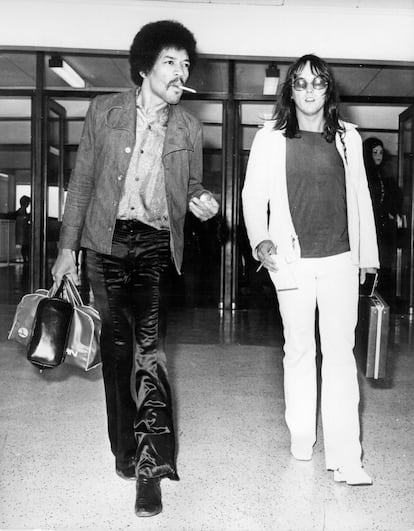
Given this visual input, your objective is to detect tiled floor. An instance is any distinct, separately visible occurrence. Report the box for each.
[0,264,413,530]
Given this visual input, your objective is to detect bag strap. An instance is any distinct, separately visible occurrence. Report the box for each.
[48,280,65,299]
[64,275,84,307]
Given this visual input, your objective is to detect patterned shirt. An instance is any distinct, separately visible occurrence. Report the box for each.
[117,90,170,230]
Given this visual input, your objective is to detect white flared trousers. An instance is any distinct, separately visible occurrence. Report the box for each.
[274,252,362,469]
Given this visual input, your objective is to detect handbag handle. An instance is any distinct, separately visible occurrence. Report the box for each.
[63,275,84,307]
[47,280,65,299]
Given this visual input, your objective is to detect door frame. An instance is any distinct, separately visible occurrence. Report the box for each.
[42,97,66,287]
[397,104,414,315]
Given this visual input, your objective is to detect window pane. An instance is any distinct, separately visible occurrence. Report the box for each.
[189,59,229,93]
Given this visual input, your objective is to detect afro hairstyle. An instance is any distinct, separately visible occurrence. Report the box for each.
[129,20,197,86]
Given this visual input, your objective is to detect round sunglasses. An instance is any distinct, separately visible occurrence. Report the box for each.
[292,76,328,91]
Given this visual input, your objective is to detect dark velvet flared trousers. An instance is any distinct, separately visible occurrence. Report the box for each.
[86,220,179,481]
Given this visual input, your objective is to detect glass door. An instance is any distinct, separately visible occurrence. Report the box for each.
[172,100,223,309]
[0,96,32,302]
[397,105,414,315]
[236,102,277,309]
[42,98,66,287]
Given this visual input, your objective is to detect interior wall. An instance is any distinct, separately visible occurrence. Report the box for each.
[2,0,414,63]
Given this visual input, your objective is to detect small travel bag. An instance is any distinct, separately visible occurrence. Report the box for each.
[26,283,73,370]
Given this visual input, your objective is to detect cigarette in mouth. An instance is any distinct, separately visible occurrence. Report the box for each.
[180,85,197,93]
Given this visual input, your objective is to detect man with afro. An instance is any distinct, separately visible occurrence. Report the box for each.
[52,20,219,517]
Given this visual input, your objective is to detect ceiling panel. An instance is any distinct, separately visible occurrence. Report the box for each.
[67,56,132,89]
[361,68,414,97]
[285,0,414,7]
[0,54,36,88]
[330,65,414,98]
[329,66,380,97]
[346,0,414,7]
[45,54,133,90]
[132,0,286,4]
[131,0,414,7]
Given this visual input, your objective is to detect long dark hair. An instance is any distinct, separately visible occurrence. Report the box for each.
[272,54,344,143]
[363,136,384,176]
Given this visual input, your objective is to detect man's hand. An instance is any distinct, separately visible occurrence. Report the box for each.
[51,249,79,288]
[360,267,378,285]
[256,240,278,272]
[189,192,219,221]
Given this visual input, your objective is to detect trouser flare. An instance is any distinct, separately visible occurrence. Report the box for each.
[86,220,178,480]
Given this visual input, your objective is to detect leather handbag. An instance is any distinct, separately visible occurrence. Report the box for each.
[8,288,49,346]
[63,276,102,371]
[26,282,73,371]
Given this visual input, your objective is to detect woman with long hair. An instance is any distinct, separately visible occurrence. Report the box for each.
[363,137,402,295]
[243,54,378,485]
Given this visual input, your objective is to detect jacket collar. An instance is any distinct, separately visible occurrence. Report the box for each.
[103,89,137,132]
[104,89,193,154]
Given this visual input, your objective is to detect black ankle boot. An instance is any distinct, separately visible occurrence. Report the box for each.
[135,477,162,517]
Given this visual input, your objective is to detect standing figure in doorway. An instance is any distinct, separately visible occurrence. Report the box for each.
[52,20,219,518]
[14,195,31,263]
[242,54,378,485]
[363,136,402,295]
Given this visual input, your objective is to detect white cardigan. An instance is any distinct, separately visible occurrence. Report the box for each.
[242,122,379,269]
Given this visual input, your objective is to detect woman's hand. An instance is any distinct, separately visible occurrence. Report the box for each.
[256,240,278,272]
[360,267,378,285]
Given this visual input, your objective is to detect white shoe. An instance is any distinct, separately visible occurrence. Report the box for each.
[290,443,313,461]
[333,467,373,486]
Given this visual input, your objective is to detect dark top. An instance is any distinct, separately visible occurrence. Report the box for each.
[14,207,30,245]
[366,166,402,241]
[286,130,350,258]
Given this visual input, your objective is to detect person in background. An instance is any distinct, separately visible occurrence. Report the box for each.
[14,195,31,263]
[242,54,378,486]
[51,20,219,518]
[363,137,402,294]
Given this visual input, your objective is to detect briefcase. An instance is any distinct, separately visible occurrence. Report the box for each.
[355,291,389,379]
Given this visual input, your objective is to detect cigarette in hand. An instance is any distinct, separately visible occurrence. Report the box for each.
[256,251,274,272]
[180,85,197,93]
[256,262,265,272]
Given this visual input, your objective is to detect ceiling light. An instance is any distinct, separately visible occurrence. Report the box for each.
[49,56,86,88]
[263,62,280,95]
